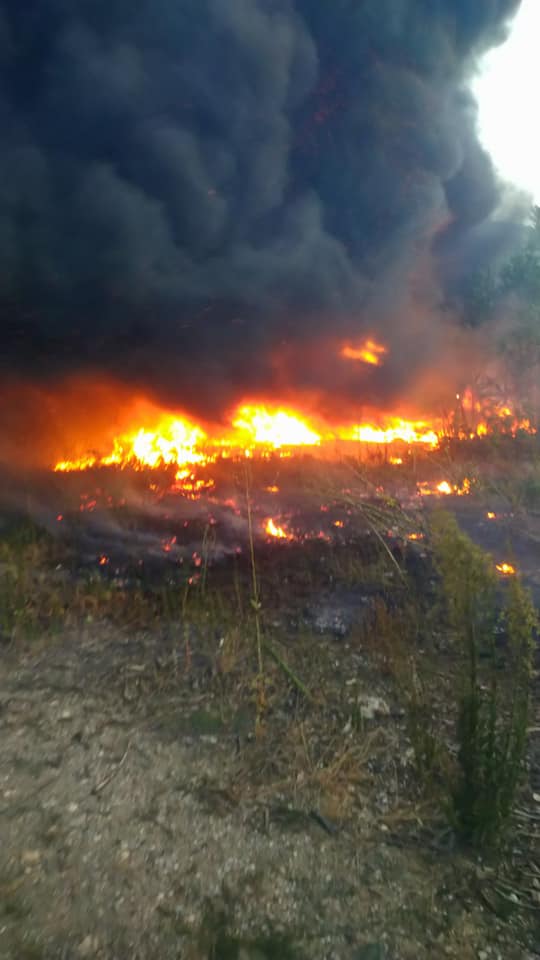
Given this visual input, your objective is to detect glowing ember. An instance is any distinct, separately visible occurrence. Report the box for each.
[486,511,497,520]
[265,518,291,540]
[341,338,387,366]
[496,562,516,576]
[172,469,215,498]
[232,406,321,449]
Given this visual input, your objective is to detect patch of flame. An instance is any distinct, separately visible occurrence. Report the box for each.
[496,562,516,576]
[55,414,209,474]
[232,406,321,449]
[341,338,387,366]
[437,481,453,495]
[342,419,438,447]
[265,518,291,540]
[417,478,472,497]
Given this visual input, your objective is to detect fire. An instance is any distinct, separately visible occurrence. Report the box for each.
[232,406,321,448]
[496,562,516,576]
[341,418,438,447]
[436,481,453,495]
[50,383,537,484]
[265,518,291,540]
[53,404,446,479]
[417,478,472,497]
[129,418,206,468]
[341,338,387,366]
[55,413,209,475]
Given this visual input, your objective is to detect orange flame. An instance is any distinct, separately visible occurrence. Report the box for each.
[340,418,438,447]
[265,518,291,540]
[232,406,321,449]
[55,413,208,475]
[53,404,445,477]
[496,562,516,576]
[417,478,471,497]
[341,338,387,366]
[436,481,453,495]
[50,382,537,484]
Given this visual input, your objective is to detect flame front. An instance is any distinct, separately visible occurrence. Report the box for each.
[52,390,535,481]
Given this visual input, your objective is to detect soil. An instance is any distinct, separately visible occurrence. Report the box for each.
[1,469,540,960]
[1,606,539,959]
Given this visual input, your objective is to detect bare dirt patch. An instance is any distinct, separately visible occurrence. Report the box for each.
[1,608,538,960]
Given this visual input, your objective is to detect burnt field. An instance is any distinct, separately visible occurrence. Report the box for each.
[1,440,540,960]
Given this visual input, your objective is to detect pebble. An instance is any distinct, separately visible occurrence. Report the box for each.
[78,934,99,957]
[357,695,390,720]
[21,849,41,865]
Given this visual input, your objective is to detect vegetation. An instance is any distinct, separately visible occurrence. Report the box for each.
[430,512,536,848]
[463,205,540,424]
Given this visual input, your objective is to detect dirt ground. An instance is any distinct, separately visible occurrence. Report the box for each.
[1,602,539,960]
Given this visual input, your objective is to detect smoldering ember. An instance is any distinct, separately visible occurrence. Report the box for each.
[1,3,540,960]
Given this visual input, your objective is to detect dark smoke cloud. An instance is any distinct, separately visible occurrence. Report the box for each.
[0,0,524,414]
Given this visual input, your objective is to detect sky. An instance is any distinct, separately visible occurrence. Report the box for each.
[473,0,540,203]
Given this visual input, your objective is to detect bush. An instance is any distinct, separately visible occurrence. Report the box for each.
[431,512,536,849]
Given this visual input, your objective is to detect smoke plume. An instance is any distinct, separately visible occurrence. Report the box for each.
[0,0,525,415]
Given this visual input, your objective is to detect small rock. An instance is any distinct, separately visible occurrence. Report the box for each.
[78,935,99,957]
[357,695,390,720]
[21,849,41,866]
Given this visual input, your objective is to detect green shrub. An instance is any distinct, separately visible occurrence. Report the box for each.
[431,512,536,849]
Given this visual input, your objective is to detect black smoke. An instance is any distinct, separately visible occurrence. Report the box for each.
[0,0,525,414]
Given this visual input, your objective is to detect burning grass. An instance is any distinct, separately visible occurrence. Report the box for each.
[49,386,537,488]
